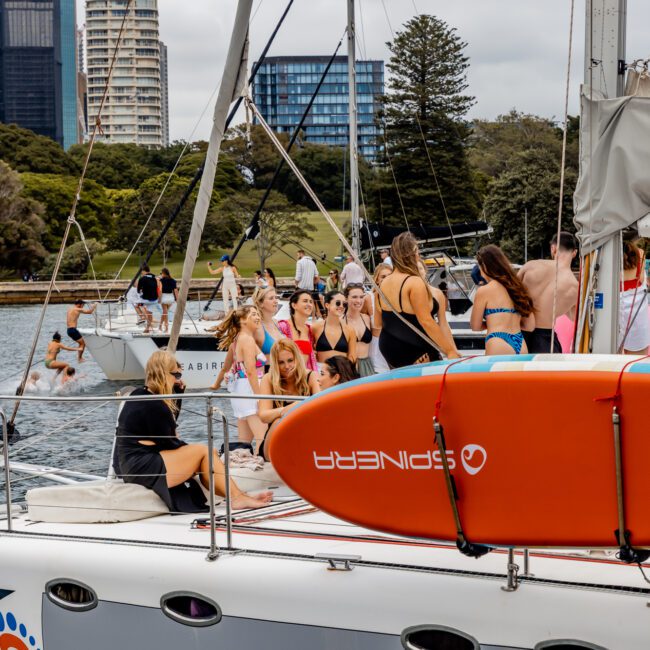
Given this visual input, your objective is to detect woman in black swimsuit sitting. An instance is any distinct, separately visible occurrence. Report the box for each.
[344,283,375,376]
[115,350,272,512]
[257,339,320,460]
[311,291,357,366]
[375,232,459,368]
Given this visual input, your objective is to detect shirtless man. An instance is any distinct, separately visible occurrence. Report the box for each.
[67,299,97,361]
[517,231,579,353]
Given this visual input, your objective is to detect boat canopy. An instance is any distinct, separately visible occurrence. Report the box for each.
[574,87,650,254]
[361,221,490,250]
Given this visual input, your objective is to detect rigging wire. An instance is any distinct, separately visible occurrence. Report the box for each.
[550,0,576,353]
[8,0,135,429]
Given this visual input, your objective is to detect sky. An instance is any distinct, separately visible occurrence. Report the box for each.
[76,1,650,143]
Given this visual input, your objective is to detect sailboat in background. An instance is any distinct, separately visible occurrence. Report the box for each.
[2,1,650,649]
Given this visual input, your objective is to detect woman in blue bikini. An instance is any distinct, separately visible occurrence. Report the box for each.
[470,245,535,356]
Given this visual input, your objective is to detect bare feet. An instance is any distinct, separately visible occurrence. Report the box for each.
[231,491,273,509]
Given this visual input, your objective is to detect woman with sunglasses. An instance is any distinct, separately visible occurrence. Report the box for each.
[312,291,357,365]
[325,268,340,292]
[318,355,359,389]
[344,283,375,376]
[115,350,272,512]
[277,290,319,371]
[214,305,267,448]
[257,339,321,460]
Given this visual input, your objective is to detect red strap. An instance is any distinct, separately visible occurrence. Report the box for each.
[595,355,650,405]
[433,356,477,422]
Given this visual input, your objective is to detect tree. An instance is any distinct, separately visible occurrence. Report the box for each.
[0,123,78,175]
[216,190,316,269]
[367,15,479,226]
[20,173,113,250]
[483,149,577,262]
[39,238,105,278]
[0,161,47,273]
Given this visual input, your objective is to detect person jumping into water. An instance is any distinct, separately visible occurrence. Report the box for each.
[67,299,97,361]
[517,232,579,353]
[45,332,77,375]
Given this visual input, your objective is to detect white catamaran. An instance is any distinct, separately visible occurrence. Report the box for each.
[2,1,650,649]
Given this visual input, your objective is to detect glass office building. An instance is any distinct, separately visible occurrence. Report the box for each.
[0,0,78,148]
[253,56,383,161]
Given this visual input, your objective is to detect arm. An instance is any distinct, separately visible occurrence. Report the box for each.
[345,324,357,363]
[60,344,79,352]
[409,280,458,359]
[430,288,458,357]
[361,293,373,317]
[82,304,96,315]
[233,265,240,279]
[257,375,284,424]
[173,287,179,301]
[207,264,222,276]
[211,345,234,390]
[469,286,488,332]
[241,337,261,394]
[308,371,321,395]
[295,259,303,285]
[373,293,383,334]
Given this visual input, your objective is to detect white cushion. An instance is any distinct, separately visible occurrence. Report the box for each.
[27,479,169,523]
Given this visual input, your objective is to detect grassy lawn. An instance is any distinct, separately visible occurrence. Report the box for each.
[92,210,351,280]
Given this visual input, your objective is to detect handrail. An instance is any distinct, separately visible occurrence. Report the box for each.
[0,392,308,404]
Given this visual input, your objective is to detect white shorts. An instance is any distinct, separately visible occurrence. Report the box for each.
[619,289,650,351]
[230,376,258,419]
[160,293,175,305]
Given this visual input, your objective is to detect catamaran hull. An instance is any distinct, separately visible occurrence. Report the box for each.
[80,331,144,381]
[0,531,647,650]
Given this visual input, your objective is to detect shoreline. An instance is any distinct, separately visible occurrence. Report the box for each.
[0,278,295,305]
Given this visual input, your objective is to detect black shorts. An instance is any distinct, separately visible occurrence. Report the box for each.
[67,327,82,341]
[522,328,562,354]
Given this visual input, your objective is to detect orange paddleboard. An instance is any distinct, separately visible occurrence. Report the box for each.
[269,355,650,548]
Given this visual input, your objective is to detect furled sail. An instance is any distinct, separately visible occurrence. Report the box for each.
[573,87,650,254]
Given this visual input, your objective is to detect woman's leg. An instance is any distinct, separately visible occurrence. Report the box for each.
[161,304,168,332]
[222,286,231,313]
[160,444,272,508]
[49,360,68,375]
[245,414,267,451]
[237,418,254,443]
[228,284,238,310]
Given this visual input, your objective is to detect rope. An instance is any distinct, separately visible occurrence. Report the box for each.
[549,0,576,353]
[594,355,650,405]
[246,97,447,358]
[9,0,134,427]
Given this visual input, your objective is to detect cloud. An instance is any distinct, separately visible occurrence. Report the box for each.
[76,0,650,142]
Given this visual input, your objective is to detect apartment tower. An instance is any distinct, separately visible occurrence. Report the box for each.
[85,0,163,146]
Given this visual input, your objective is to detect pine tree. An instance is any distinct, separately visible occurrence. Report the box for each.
[368,15,479,227]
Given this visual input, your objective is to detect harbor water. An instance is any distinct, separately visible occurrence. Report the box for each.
[0,302,234,502]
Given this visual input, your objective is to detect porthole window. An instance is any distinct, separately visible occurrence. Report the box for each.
[535,642,608,650]
[160,591,221,627]
[402,624,479,650]
[45,579,98,612]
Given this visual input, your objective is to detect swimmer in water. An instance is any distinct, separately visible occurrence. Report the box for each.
[45,332,77,375]
[60,366,76,386]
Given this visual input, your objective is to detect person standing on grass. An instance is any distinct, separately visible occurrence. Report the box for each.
[66,299,97,361]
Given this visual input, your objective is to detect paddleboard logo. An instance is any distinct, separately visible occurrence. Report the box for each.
[313,444,487,475]
[460,444,487,475]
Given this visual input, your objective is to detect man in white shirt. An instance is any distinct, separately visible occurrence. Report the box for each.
[340,255,365,288]
[380,249,393,268]
[295,249,318,291]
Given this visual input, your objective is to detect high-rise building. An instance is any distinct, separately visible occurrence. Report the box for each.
[85,0,163,147]
[0,0,78,149]
[252,56,384,161]
[159,39,168,146]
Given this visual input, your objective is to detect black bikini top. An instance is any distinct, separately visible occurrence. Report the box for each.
[315,323,348,353]
[345,315,372,344]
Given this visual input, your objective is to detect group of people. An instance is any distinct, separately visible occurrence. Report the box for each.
[127,265,179,334]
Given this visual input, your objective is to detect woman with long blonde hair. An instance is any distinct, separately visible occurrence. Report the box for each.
[253,286,285,369]
[376,232,459,368]
[214,305,267,447]
[115,350,272,511]
[257,339,320,460]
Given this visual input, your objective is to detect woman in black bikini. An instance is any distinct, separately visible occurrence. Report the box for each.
[344,283,375,376]
[257,339,320,460]
[311,291,357,365]
[376,232,459,368]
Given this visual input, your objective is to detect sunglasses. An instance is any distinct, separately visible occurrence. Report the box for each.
[332,300,347,308]
[347,283,364,289]
[171,371,183,380]
[329,271,336,275]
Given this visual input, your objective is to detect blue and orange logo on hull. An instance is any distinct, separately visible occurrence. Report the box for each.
[0,611,40,650]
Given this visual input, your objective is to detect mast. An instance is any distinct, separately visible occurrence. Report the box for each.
[580,0,627,353]
[168,0,254,352]
[347,0,360,255]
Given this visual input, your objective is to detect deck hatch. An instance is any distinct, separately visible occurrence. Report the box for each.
[160,591,221,627]
[45,578,98,612]
[401,624,479,649]
[535,642,608,650]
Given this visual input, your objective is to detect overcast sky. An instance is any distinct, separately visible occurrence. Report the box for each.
[76,1,650,143]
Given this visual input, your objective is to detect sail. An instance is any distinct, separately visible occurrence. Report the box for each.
[574,87,650,254]
[168,0,253,352]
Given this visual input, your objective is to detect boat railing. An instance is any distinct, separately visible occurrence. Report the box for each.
[0,391,307,560]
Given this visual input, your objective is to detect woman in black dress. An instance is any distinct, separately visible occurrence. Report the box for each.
[115,350,272,513]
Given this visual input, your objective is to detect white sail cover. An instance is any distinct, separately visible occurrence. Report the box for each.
[574,87,650,254]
